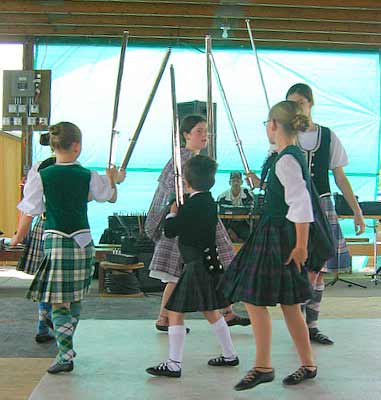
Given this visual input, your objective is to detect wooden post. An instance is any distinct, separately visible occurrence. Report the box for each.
[21,37,34,175]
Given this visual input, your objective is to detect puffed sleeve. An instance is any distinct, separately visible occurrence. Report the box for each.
[275,155,314,223]
[88,171,115,202]
[329,130,349,170]
[17,163,45,216]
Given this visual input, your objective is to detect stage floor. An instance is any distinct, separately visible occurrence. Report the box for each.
[29,319,381,400]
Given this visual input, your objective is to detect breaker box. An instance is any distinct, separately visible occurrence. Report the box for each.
[2,70,51,131]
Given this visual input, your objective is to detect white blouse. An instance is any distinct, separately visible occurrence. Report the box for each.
[275,155,314,224]
[18,162,115,247]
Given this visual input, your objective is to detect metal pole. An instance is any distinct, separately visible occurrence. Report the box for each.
[108,30,129,167]
[120,48,172,170]
[170,65,184,206]
[245,19,270,112]
[210,52,255,190]
[205,35,216,160]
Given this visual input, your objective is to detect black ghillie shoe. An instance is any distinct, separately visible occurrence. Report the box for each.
[309,328,334,345]
[283,366,317,385]
[234,368,275,391]
[146,362,181,378]
[208,355,239,367]
[155,323,190,334]
[226,314,251,327]
[47,361,74,374]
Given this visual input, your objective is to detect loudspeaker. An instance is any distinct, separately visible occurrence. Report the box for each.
[136,252,165,292]
[177,100,217,158]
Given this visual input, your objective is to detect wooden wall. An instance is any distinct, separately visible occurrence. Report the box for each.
[0,0,380,50]
[0,130,21,237]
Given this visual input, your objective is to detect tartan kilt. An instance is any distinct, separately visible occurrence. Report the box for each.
[17,216,44,275]
[149,219,234,279]
[166,246,229,313]
[223,216,311,306]
[27,234,95,303]
[320,196,350,272]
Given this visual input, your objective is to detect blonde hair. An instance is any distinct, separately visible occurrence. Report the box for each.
[269,101,309,136]
[49,122,82,151]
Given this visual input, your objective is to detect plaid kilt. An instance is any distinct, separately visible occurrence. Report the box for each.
[149,219,234,279]
[27,234,95,303]
[166,245,229,313]
[320,196,350,272]
[223,216,311,306]
[17,216,44,275]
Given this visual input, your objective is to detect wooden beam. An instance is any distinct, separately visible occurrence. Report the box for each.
[0,14,380,36]
[0,35,376,50]
[0,1,380,23]
[1,25,380,47]
[65,0,381,10]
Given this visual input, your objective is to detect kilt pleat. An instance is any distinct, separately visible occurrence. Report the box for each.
[17,216,45,275]
[27,234,95,303]
[320,196,351,272]
[166,248,229,313]
[223,216,311,306]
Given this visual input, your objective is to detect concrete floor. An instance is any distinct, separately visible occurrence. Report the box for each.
[1,265,381,399]
[29,319,381,400]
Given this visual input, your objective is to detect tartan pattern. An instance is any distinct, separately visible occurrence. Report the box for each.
[70,301,82,334]
[223,216,312,306]
[146,148,234,279]
[17,216,45,275]
[145,148,193,242]
[166,252,229,313]
[320,196,350,272]
[149,219,234,279]
[27,234,95,303]
[52,306,75,363]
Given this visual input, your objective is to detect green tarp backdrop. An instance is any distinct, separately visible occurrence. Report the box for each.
[32,42,380,265]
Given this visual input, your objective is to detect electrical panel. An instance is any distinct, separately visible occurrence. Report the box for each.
[2,70,51,131]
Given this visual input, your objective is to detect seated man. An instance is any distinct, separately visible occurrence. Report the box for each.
[218,172,252,207]
[217,172,253,242]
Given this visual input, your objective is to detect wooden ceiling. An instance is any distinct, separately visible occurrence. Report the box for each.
[0,0,380,50]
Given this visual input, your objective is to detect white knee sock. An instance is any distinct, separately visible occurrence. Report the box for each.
[211,317,236,360]
[167,325,186,371]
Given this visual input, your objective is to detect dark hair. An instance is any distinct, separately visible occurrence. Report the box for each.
[229,171,242,181]
[39,132,50,146]
[179,115,206,147]
[49,122,82,151]
[184,155,217,191]
[269,100,309,137]
[286,83,314,104]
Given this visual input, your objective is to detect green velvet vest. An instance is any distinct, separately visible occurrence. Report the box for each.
[40,164,91,234]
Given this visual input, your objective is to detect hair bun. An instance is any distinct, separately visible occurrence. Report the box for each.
[290,114,309,132]
[49,125,60,136]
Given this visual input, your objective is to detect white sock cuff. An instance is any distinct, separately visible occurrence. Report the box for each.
[168,325,186,335]
[211,316,227,331]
